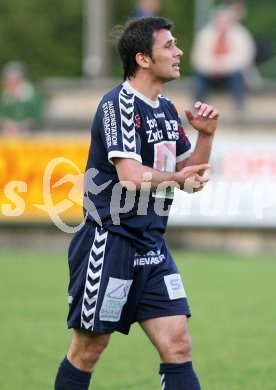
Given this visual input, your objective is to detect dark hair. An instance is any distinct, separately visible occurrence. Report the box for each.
[117,16,173,80]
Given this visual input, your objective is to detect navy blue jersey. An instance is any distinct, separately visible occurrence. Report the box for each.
[84,81,191,252]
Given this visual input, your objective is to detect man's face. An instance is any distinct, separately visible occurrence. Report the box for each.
[148,29,183,82]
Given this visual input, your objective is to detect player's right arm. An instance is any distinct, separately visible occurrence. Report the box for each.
[113,157,210,192]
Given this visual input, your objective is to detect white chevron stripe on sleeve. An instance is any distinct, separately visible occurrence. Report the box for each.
[121,105,134,115]
[123,139,136,150]
[121,116,134,128]
[119,88,136,154]
[120,94,132,105]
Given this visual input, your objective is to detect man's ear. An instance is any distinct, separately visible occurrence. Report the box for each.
[135,52,150,69]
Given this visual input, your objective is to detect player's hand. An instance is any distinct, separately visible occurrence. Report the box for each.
[184,101,219,136]
[176,163,211,193]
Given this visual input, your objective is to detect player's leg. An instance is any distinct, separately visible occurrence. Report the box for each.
[134,240,200,389]
[140,315,200,390]
[55,328,110,390]
[67,328,110,371]
[140,314,191,363]
[55,222,137,389]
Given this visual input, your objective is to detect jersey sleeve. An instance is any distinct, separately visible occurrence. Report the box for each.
[99,87,142,165]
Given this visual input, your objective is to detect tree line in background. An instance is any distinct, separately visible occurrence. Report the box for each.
[0,0,83,80]
[0,0,274,82]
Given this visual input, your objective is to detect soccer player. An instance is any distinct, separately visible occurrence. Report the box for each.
[55,16,219,390]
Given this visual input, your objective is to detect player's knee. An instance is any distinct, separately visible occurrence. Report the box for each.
[160,331,192,363]
[68,332,110,371]
[83,334,109,362]
[80,345,105,369]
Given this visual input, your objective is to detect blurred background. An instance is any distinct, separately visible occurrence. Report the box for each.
[0,0,275,254]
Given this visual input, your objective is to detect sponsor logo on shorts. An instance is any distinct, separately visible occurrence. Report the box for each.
[68,295,73,305]
[164,274,186,300]
[100,277,133,322]
[134,249,165,266]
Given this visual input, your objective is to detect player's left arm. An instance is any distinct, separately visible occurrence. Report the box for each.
[176,101,219,172]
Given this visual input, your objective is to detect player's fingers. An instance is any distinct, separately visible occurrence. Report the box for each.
[201,104,219,119]
[196,103,209,116]
[201,105,215,117]
[188,163,211,174]
[184,108,194,122]
[192,184,204,193]
[193,177,207,185]
[182,176,205,193]
[204,166,212,179]
[208,108,219,119]
[194,101,202,109]
[195,102,219,119]
[194,173,210,183]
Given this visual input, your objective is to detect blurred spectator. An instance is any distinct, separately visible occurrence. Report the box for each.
[133,0,161,18]
[227,0,273,68]
[0,61,43,136]
[226,0,270,87]
[225,0,247,22]
[190,5,256,112]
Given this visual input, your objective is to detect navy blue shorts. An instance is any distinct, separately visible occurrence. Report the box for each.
[67,222,191,335]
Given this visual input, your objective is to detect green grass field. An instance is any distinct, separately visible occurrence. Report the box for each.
[1,248,276,389]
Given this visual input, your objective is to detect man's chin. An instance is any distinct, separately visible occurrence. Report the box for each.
[164,72,181,83]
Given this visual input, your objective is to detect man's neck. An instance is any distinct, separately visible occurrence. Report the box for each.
[126,76,163,102]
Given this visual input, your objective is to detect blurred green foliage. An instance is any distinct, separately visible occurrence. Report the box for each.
[0,0,274,81]
[242,1,276,76]
[0,0,82,80]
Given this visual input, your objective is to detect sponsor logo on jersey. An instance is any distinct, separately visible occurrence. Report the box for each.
[165,119,180,140]
[146,116,164,143]
[134,114,141,129]
[146,128,164,143]
[154,112,165,119]
[102,101,118,148]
